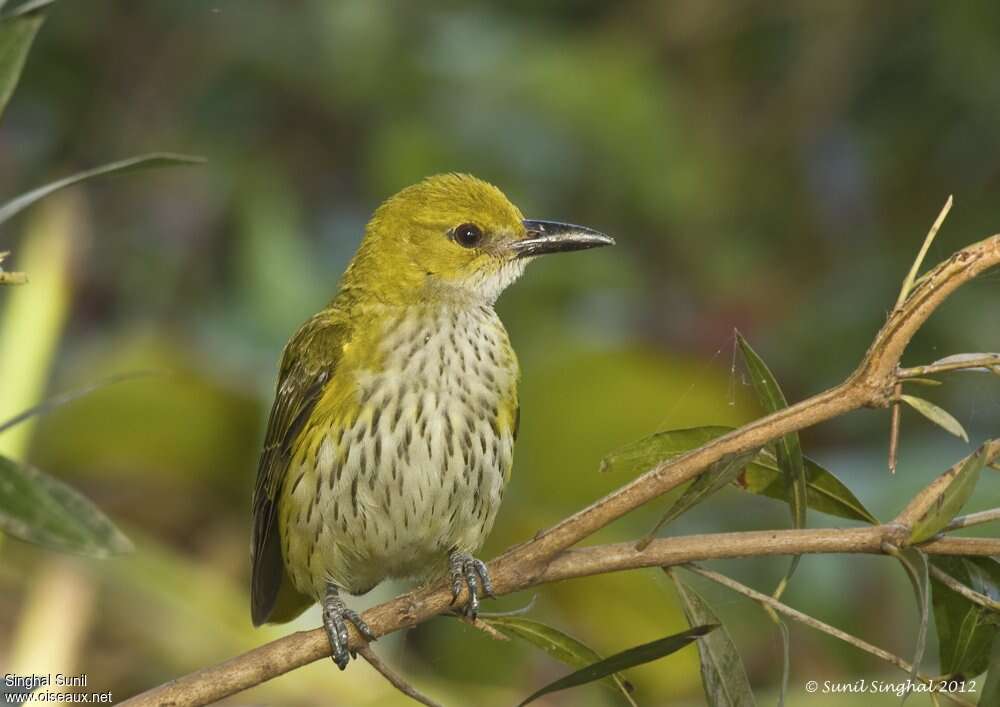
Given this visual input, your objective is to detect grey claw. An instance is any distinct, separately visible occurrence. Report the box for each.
[448,551,493,620]
[343,608,376,642]
[323,587,374,670]
[323,606,350,670]
[464,567,480,618]
[472,558,494,598]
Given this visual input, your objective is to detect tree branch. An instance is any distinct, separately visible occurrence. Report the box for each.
[120,234,1000,707]
[119,528,1000,707]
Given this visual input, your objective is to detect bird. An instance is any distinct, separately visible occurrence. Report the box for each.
[250,173,614,669]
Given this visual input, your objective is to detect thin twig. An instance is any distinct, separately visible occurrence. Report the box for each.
[888,382,902,474]
[945,508,1000,532]
[355,644,444,707]
[899,355,1000,378]
[451,614,510,642]
[0,370,160,436]
[928,564,1000,612]
[536,529,1000,584]
[684,565,975,707]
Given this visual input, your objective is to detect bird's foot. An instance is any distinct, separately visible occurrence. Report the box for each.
[322,585,375,670]
[448,550,494,620]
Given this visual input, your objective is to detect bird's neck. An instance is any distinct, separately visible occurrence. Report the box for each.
[332,270,500,310]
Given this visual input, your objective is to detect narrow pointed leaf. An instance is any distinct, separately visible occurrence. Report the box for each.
[0,455,132,557]
[0,1,43,119]
[737,333,806,596]
[736,334,806,531]
[903,377,942,386]
[639,449,759,548]
[600,425,734,475]
[930,352,1000,373]
[0,153,205,226]
[740,448,878,524]
[931,556,1000,678]
[517,625,716,706]
[604,424,877,524]
[481,616,635,705]
[910,447,986,544]
[900,395,969,442]
[895,196,952,308]
[670,571,756,707]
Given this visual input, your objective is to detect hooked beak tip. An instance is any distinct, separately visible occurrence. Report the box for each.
[514,220,615,258]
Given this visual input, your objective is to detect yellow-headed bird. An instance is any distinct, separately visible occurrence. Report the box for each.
[251,174,613,668]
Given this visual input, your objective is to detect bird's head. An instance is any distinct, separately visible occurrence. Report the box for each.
[342,173,614,305]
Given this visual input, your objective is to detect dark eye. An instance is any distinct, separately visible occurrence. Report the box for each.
[453,223,483,248]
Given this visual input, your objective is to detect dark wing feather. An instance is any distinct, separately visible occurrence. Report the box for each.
[251,314,347,625]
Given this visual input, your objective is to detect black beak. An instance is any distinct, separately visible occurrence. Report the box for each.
[512,220,615,258]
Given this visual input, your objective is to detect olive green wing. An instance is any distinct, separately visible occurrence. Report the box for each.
[251,314,347,626]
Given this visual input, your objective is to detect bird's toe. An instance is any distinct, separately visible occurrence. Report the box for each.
[448,551,493,620]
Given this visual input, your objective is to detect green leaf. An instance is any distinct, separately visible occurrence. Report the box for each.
[899,395,969,443]
[0,454,132,557]
[737,332,806,596]
[931,556,1000,678]
[895,196,951,308]
[517,624,716,706]
[982,634,1000,706]
[930,352,1000,374]
[736,334,806,531]
[600,425,734,475]
[909,447,986,544]
[639,449,759,548]
[902,377,942,386]
[481,616,635,705]
[0,152,205,226]
[0,0,44,119]
[604,424,877,524]
[740,448,879,524]
[670,572,756,707]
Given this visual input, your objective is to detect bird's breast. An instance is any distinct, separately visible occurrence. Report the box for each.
[281,304,519,597]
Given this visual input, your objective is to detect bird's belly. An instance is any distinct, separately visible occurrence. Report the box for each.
[280,312,517,599]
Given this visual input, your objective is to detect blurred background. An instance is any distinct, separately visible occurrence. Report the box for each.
[1,2,998,705]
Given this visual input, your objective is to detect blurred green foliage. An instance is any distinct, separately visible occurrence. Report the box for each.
[1,1,999,705]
